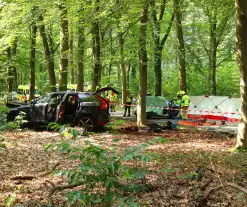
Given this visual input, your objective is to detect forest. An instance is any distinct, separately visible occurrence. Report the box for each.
[0,0,238,99]
[2,0,247,206]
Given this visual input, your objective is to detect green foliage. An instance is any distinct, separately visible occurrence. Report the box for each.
[105,119,126,133]
[4,193,17,207]
[0,106,10,149]
[44,126,168,206]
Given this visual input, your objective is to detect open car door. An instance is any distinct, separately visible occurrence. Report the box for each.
[93,87,119,96]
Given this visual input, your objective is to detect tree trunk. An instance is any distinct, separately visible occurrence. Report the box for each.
[38,14,56,92]
[236,0,247,148]
[30,22,37,100]
[10,38,18,91]
[210,21,217,95]
[7,47,13,94]
[127,63,131,89]
[137,1,148,127]
[119,33,127,105]
[174,0,186,92]
[77,12,84,92]
[69,26,74,84]
[150,0,174,96]
[59,4,69,91]
[92,21,101,92]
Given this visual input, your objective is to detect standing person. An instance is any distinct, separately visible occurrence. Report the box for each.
[108,91,117,112]
[123,94,133,117]
[181,91,190,120]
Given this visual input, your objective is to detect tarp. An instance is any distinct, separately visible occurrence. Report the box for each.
[188,96,241,122]
[146,96,169,115]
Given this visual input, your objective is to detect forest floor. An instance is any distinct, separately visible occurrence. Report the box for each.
[1,122,247,207]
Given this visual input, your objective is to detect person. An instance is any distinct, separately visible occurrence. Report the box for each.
[123,94,133,117]
[108,91,117,112]
[181,91,190,120]
[175,91,182,106]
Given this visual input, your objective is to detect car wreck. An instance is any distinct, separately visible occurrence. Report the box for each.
[6,87,119,131]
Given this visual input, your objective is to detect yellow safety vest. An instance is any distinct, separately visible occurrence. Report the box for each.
[181,95,190,107]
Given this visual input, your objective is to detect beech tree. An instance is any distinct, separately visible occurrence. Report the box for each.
[58,3,69,92]
[29,7,38,100]
[137,1,148,127]
[236,0,247,148]
[174,0,186,92]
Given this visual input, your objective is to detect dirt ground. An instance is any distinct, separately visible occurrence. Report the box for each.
[1,123,247,207]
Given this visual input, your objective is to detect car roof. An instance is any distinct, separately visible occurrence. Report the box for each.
[50,91,93,96]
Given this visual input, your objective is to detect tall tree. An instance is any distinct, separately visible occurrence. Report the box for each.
[58,3,69,91]
[116,0,127,105]
[69,24,74,84]
[10,37,18,91]
[7,47,12,94]
[29,8,38,100]
[204,0,234,95]
[236,0,247,148]
[150,0,174,96]
[137,1,148,127]
[77,7,85,92]
[91,0,101,92]
[174,0,186,92]
[38,14,56,92]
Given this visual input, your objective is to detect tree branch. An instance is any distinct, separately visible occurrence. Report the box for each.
[159,0,167,21]
[227,182,247,194]
[216,56,233,68]
[149,0,158,22]
[49,181,85,204]
[160,12,174,47]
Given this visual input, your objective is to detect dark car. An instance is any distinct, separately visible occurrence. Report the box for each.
[6,88,116,131]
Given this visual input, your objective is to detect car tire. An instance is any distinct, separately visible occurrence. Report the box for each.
[76,116,96,132]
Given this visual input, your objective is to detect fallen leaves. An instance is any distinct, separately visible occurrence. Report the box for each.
[0,124,246,206]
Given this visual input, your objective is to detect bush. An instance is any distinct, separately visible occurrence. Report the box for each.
[45,125,168,206]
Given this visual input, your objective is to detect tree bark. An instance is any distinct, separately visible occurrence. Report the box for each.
[7,47,13,94]
[137,1,148,127]
[69,26,74,84]
[91,0,101,92]
[38,14,56,92]
[30,22,37,100]
[174,0,186,92]
[77,10,85,92]
[59,4,69,92]
[10,38,18,91]
[119,33,127,105]
[92,21,101,92]
[210,20,217,95]
[236,0,247,148]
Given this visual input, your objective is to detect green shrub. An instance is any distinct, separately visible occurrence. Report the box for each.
[45,126,168,206]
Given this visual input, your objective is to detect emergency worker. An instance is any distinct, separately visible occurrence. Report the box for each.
[181,91,190,120]
[108,91,117,112]
[123,93,133,117]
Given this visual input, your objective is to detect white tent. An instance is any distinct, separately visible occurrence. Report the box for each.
[187,96,241,122]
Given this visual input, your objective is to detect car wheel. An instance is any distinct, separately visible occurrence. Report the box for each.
[77,116,96,132]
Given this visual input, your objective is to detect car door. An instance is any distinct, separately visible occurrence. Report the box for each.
[29,94,49,123]
[47,93,64,122]
[56,93,68,123]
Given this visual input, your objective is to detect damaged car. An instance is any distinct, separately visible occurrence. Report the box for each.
[6,87,118,131]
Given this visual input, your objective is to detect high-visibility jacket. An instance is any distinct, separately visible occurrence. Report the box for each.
[174,99,182,106]
[181,95,190,107]
[109,94,117,102]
